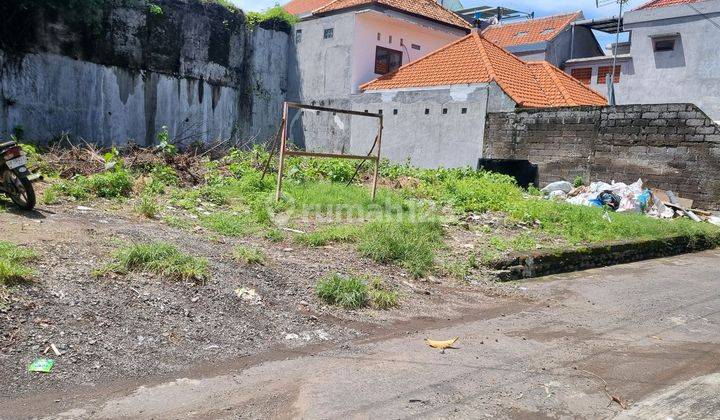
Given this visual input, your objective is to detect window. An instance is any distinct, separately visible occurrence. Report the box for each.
[389,35,393,44]
[295,29,302,43]
[597,65,621,84]
[374,46,403,75]
[324,28,334,39]
[570,67,592,85]
[377,32,381,41]
[425,108,430,115]
[442,108,448,115]
[653,38,676,52]
[411,44,421,50]
[461,108,467,114]
[393,109,398,115]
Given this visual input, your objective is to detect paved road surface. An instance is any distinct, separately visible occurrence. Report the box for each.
[5,250,720,419]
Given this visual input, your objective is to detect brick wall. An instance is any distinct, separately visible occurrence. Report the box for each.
[483,103,720,210]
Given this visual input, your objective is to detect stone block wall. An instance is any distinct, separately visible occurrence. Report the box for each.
[483,103,720,210]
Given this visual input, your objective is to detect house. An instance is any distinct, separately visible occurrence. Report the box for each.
[482,12,603,67]
[564,0,720,120]
[343,31,606,168]
[286,0,472,106]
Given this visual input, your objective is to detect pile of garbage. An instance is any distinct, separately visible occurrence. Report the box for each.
[541,178,720,226]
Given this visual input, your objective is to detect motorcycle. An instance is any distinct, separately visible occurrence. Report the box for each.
[0,140,36,210]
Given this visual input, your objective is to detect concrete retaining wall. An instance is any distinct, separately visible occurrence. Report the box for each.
[0,0,288,145]
[483,103,720,210]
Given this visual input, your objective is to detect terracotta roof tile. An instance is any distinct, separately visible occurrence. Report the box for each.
[314,0,472,29]
[283,0,334,15]
[635,0,708,10]
[360,32,606,108]
[482,12,582,48]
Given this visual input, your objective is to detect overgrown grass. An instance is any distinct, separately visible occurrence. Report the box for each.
[282,182,412,218]
[0,241,36,285]
[136,194,159,218]
[49,167,134,201]
[358,219,444,278]
[234,245,266,265]
[316,274,368,309]
[315,274,399,310]
[97,242,208,281]
[368,278,399,309]
[295,224,361,247]
[201,209,270,236]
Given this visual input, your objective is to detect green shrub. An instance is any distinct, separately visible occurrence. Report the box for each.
[315,274,368,309]
[52,168,134,200]
[295,224,361,247]
[234,245,266,265]
[98,242,208,281]
[246,6,298,33]
[358,219,444,278]
[0,241,37,285]
[573,175,584,188]
[163,215,191,230]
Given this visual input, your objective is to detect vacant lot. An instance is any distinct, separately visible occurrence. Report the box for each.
[1,142,718,397]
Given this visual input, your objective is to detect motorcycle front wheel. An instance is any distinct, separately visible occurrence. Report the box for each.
[2,169,36,210]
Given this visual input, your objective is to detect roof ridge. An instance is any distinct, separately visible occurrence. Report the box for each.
[359,33,474,91]
[537,62,576,106]
[311,0,344,13]
[473,33,497,81]
[533,61,608,103]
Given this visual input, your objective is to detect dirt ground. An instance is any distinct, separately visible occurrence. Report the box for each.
[0,198,530,399]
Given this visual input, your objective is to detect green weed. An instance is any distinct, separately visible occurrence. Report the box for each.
[368,278,399,309]
[234,245,266,265]
[315,274,368,309]
[98,242,208,281]
[295,224,361,247]
[0,242,37,285]
[358,219,444,278]
[136,194,159,218]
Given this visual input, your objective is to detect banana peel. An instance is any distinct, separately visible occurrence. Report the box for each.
[425,337,459,353]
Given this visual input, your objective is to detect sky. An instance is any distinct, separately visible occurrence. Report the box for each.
[231,0,649,16]
[231,0,650,47]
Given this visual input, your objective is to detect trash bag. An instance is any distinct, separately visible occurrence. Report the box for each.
[541,181,573,195]
[597,190,621,211]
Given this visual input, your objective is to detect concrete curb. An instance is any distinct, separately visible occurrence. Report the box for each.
[490,234,720,281]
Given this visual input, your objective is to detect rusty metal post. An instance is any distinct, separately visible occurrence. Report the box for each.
[275,102,289,202]
[371,115,383,201]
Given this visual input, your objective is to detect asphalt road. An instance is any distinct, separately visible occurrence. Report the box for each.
[5,249,720,419]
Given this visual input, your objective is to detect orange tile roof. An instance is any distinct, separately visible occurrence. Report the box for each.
[314,0,472,29]
[283,0,334,15]
[482,12,582,48]
[636,0,707,10]
[360,32,606,108]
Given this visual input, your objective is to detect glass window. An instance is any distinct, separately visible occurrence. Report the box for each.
[324,28,334,39]
[374,46,403,75]
[295,29,302,43]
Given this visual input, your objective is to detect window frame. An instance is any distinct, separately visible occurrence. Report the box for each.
[323,28,334,39]
[374,46,403,75]
[653,38,676,52]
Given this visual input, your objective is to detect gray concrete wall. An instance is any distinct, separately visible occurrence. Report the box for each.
[0,0,288,145]
[507,25,601,67]
[287,13,356,103]
[614,2,720,121]
[348,83,516,168]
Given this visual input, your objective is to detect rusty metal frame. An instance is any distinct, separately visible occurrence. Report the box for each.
[275,101,383,202]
